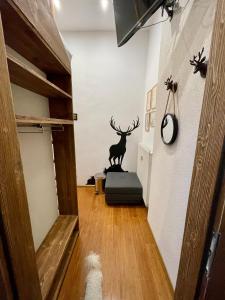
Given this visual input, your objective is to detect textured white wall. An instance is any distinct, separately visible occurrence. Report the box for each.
[142,11,162,151]
[147,0,216,287]
[137,12,162,207]
[9,48,59,250]
[62,31,149,185]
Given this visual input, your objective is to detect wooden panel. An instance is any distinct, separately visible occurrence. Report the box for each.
[51,125,78,215]
[0,0,70,74]
[175,1,225,299]
[198,149,225,299]
[48,74,72,95]
[9,0,70,70]
[0,234,14,300]
[0,14,42,300]
[47,231,79,300]
[49,75,78,216]
[36,215,78,300]
[16,115,73,126]
[7,53,72,99]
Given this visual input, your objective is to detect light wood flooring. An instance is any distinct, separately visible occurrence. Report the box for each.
[58,187,173,300]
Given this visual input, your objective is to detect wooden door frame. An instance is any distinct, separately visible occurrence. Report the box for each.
[175,0,225,299]
[0,13,42,299]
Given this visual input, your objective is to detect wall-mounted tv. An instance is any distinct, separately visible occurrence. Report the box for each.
[113,0,165,47]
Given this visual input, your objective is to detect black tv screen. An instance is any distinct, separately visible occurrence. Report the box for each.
[113,0,164,47]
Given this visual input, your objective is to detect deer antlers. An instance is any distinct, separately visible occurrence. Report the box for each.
[110,117,140,134]
[126,117,140,133]
[164,75,178,93]
[190,47,208,78]
[110,117,122,133]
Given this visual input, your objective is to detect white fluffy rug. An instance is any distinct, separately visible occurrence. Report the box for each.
[84,252,103,300]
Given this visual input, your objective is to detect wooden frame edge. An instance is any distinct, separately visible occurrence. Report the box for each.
[175,1,225,299]
[0,13,42,299]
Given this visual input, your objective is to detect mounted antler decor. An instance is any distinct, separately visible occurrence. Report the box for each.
[104,116,140,174]
[161,75,178,145]
[190,47,208,78]
[164,75,178,93]
[161,0,180,20]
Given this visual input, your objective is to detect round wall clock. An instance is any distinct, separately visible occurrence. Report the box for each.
[161,113,178,145]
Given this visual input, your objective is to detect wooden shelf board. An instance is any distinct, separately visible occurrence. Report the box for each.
[0,1,70,74]
[16,115,73,126]
[7,53,72,99]
[36,215,78,300]
[47,231,79,300]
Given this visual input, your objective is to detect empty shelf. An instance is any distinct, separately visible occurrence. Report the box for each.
[0,1,70,74]
[36,215,78,299]
[16,115,73,126]
[7,54,72,99]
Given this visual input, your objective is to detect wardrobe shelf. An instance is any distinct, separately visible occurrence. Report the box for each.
[16,115,73,126]
[0,1,70,74]
[7,54,72,99]
[36,215,78,300]
[0,2,79,298]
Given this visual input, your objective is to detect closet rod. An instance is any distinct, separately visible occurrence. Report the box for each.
[17,124,64,133]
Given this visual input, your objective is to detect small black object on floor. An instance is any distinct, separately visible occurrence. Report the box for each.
[105,172,143,205]
[104,164,127,174]
[87,176,95,185]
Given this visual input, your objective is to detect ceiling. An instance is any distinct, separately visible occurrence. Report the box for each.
[55,0,116,31]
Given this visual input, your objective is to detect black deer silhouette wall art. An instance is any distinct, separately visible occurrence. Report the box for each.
[104,116,140,174]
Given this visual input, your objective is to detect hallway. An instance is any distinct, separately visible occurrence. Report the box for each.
[58,187,173,300]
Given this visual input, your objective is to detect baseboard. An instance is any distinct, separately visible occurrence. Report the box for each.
[148,225,174,296]
[77,185,95,188]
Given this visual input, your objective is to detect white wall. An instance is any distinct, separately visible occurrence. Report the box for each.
[9,47,59,250]
[147,0,216,288]
[137,11,162,207]
[142,11,162,151]
[62,31,149,185]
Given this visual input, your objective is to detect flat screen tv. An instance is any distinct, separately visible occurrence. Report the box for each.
[113,0,165,47]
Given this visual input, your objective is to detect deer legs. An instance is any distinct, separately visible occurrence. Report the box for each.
[120,154,124,165]
[109,156,119,166]
[109,155,123,166]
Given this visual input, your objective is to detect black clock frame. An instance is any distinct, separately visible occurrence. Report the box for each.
[161,113,178,145]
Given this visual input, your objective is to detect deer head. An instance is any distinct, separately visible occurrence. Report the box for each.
[110,117,140,137]
[190,47,208,78]
[164,75,178,93]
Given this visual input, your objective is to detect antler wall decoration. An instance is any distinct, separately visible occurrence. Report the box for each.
[161,0,179,20]
[161,75,179,145]
[190,47,208,78]
[164,75,178,93]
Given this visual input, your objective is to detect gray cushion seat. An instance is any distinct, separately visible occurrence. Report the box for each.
[105,172,143,205]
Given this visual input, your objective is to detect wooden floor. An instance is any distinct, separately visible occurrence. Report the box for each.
[58,187,173,300]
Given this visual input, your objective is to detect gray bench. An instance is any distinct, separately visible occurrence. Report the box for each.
[105,172,143,205]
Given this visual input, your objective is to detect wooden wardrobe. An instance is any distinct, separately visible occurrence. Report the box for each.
[0,1,79,299]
